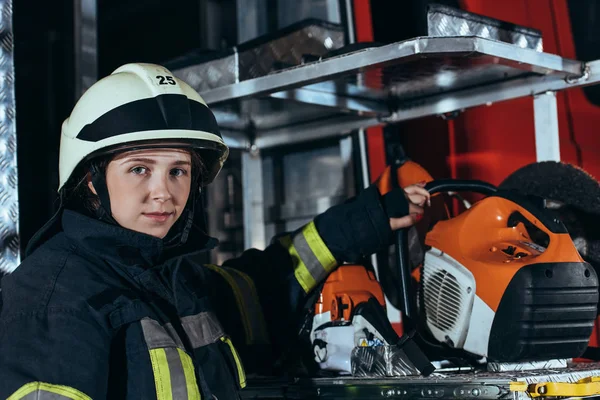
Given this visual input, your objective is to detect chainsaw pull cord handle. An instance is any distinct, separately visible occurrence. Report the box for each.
[393,178,497,325]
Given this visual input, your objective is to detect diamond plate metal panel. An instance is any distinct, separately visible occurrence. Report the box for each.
[237,24,344,80]
[351,346,421,377]
[427,4,543,52]
[201,37,581,107]
[0,0,18,273]
[174,54,239,94]
[173,21,345,93]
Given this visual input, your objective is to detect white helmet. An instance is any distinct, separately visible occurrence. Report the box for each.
[58,62,228,190]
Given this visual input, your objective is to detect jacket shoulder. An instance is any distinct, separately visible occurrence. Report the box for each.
[1,233,115,318]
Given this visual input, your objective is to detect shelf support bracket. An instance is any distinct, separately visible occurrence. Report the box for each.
[533,91,561,162]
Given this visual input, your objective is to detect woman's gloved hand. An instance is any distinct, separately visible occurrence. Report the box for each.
[384,181,431,230]
[314,182,430,264]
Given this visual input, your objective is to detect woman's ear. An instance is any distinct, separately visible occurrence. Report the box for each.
[87,173,97,195]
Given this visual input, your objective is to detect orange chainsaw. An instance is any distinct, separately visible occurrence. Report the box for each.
[383,161,599,362]
[310,159,599,367]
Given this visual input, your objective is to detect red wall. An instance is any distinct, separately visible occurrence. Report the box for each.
[401,0,600,186]
[457,0,599,182]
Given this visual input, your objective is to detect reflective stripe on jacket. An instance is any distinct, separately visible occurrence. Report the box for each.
[1,184,393,399]
[0,209,337,399]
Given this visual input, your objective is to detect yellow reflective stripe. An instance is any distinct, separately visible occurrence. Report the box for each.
[177,348,201,400]
[149,348,173,400]
[278,235,316,293]
[205,264,253,342]
[221,337,247,388]
[302,221,337,273]
[8,382,91,400]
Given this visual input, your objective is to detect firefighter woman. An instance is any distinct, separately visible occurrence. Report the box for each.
[0,63,429,399]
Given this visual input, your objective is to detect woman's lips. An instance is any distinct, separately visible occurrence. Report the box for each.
[142,212,173,223]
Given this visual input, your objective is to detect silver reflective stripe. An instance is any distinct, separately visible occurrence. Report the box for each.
[181,311,224,348]
[164,323,185,348]
[292,228,328,283]
[165,348,188,399]
[141,318,184,349]
[22,393,71,400]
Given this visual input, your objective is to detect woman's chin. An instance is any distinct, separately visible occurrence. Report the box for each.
[130,224,172,239]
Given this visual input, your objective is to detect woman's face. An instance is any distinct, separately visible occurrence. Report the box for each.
[89,148,193,238]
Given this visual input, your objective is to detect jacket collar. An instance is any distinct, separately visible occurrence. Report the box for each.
[61,209,217,267]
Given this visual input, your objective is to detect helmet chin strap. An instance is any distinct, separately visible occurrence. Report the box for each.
[162,188,197,249]
[90,164,118,225]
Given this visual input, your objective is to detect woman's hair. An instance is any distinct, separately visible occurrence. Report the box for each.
[63,149,206,213]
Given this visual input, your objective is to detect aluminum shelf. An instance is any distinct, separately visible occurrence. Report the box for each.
[179,36,597,149]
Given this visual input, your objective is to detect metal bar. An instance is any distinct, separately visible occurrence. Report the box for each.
[248,62,594,150]
[384,59,600,123]
[242,149,266,249]
[201,37,583,105]
[236,0,268,42]
[357,130,370,189]
[221,59,600,151]
[73,0,97,98]
[271,153,285,234]
[343,0,355,44]
[254,115,379,149]
[340,136,356,198]
[269,86,388,115]
[0,0,20,273]
[533,91,560,161]
[220,129,252,150]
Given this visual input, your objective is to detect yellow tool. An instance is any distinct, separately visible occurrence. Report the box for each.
[510,376,600,398]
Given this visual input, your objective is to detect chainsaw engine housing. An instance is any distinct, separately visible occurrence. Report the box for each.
[422,191,599,361]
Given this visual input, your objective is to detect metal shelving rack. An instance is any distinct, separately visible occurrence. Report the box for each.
[194,36,594,151]
[176,36,600,250]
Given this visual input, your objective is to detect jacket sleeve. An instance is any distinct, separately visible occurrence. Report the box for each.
[0,308,111,399]
[217,185,393,360]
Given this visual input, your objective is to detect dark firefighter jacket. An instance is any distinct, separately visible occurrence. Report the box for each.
[0,185,394,399]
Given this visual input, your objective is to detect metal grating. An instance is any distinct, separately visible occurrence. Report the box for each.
[424,269,463,331]
[0,0,19,273]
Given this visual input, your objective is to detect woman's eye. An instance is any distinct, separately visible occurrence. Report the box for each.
[130,166,147,175]
[170,168,187,177]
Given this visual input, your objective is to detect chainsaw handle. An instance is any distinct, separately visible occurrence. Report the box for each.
[424,179,497,196]
[395,229,413,320]
[393,178,496,325]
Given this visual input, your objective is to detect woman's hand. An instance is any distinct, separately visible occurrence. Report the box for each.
[389,182,431,230]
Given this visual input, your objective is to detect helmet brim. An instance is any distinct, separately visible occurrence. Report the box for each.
[80,138,229,186]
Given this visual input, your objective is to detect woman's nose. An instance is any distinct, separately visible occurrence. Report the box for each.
[148,175,172,201]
